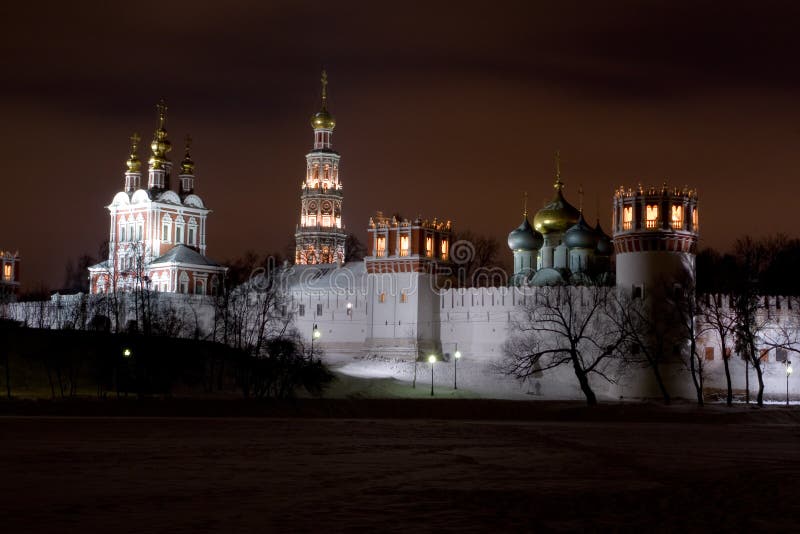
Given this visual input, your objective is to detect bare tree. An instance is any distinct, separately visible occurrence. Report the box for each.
[611,292,677,405]
[503,285,626,406]
[700,294,737,405]
[669,277,708,406]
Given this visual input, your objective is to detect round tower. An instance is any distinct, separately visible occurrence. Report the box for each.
[612,183,699,297]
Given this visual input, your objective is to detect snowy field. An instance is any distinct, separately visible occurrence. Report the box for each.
[2,407,799,532]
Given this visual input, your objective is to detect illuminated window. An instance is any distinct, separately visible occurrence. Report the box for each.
[425,236,433,257]
[3,264,11,281]
[671,205,683,229]
[705,347,714,361]
[322,215,331,227]
[622,206,633,230]
[400,292,407,303]
[305,215,316,227]
[440,239,449,261]
[376,236,386,257]
[400,235,409,257]
[336,217,342,228]
[379,292,386,303]
[692,208,699,229]
[645,205,659,228]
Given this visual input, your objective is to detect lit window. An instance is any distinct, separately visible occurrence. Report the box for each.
[376,236,386,257]
[322,215,331,227]
[622,206,633,230]
[645,205,659,228]
[400,235,409,257]
[3,263,11,281]
[440,239,449,261]
[425,236,433,257]
[671,205,683,229]
[705,347,714,361]
[379,292,386,303]
[692,208,699,229]
[305,215,316,227]
[400,292,407,303]
[336,217,342,228]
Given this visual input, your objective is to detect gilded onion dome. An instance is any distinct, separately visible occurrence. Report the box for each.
[149,98,172,169]
[311,70,336,130]
[126,132,141,173]
[533,179,581,234]
[594,220,613,256]
[564,213,598,249]
[180,135,195,175]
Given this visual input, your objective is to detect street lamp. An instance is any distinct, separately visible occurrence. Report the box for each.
[428,354,436,397]
[311,324,321,357]
[786,360,793,407]
[454,348,462,390]
[122,348,132,359]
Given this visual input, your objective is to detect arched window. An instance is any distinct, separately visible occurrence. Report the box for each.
[425,236,433,257]
[162,215,172,242]
[187,217,197,246]
[671,205,683,229]
[376,236,386,257]
[692,208,699,229]
[645,205,659,228]
[622,206,633,230]
[399,235,410,257]
[440,239,449,261]
[175,216,185,244]
[179,271,189,294]
[195,279,205,295]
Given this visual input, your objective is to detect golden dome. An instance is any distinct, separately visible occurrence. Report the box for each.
[533,180,580,234]
[311,109,336,130]
[180,134,195,175]
[149,99,172,167]
[126,132,141,173]
[310,69,335,130]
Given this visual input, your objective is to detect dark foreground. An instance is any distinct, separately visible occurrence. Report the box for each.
[2,402,799,532]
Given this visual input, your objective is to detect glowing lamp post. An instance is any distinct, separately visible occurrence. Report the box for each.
[311,324,321,358]
[428,355,436,397]
[786,360,793,407]
[122,348,132,359]
[454,348,462,390]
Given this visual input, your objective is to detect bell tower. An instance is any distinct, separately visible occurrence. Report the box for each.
[294,70,347,264]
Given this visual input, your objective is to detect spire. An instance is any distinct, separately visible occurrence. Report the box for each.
[149,98,172,170]
[578,184,584,213]
[311,70,336,132]
[554,150,564,191]
[522,191,528,218]
[321,69,328,111]
[125,132,142,193]
[180,134,195,175]
[126,133,141,173]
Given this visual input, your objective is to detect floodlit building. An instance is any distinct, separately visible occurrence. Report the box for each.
[1,250,20,298]
[88,100,226,295]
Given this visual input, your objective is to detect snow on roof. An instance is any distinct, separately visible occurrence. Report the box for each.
[150,245,222,268]
[283,261,367,293]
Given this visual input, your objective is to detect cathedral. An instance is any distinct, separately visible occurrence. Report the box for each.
[88,100,226,295]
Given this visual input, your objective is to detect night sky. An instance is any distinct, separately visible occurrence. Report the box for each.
[2,0,799,288]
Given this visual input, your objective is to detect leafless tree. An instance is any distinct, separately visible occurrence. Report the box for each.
[700,293,737,405]
[669,277,708,406]
[503,285,627,406]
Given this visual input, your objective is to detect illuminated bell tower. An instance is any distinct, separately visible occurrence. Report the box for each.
[295,70,346,264]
